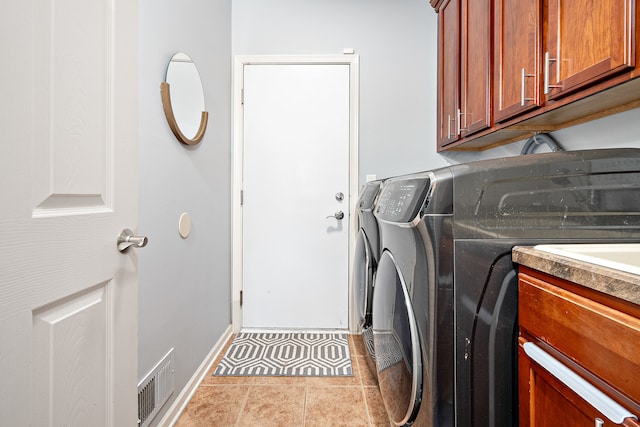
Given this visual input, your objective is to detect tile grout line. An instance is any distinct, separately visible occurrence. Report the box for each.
[356,350,375,426]
[352,338,372,426]
[233,382,252,427]
[303,381,309,426]
[176,333,387,426]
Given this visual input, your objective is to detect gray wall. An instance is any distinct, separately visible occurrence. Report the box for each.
[138,0,231,424]
[233,0,449,184]
[442,107,640,164]
[136,1,640,423]
[233,0,640,183]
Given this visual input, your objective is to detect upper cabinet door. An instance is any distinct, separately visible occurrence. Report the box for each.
[437,0,461,148]
[460,0,492,136]
[494,0,542,123]
[544,0,636,100]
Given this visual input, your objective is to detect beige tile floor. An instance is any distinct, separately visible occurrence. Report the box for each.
[175,334,391,426]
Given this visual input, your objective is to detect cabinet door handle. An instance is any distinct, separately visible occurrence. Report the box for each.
[521,68,536,106]
[447,114,456,139]
[457,108,467,135]
[544,52,562,94]
[523,342,637,424]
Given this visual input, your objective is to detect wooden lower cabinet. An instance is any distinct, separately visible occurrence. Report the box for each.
[519,338,640,427]
[518,268,640,427]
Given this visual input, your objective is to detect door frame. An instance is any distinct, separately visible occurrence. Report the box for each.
[232,54,360,333]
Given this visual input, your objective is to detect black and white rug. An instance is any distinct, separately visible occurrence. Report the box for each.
[213,332,353,377]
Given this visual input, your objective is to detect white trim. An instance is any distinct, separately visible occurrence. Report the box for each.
[158,325,233,427]
[231,54,360,333]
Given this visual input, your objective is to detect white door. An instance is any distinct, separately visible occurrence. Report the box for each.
[0,1,138,426]
[242,64,351,329]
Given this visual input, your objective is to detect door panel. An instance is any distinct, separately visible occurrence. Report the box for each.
[31,0,110,212]
[460,0,491,136]
[0,0,138,425]
[545,0,636,99]
[437,0,461,147]
[494,0,541,122]
[242,64,350,329]
[32,285,109,426]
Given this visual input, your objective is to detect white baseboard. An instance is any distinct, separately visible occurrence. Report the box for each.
[157,325,233,427]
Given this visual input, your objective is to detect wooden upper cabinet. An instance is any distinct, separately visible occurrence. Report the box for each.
[494,0,542,123]
[433,0,639,150]
[460,0,492,135]
[437,0,491,149]
[437,0,460,148]
[544,0,636,100]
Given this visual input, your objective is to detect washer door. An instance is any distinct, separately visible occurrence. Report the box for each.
[353,228,375,329]
[373,251,422,426]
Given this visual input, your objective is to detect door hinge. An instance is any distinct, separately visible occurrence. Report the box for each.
[241,88,244,105]
[240,290,243,306]
[240,190,244,206]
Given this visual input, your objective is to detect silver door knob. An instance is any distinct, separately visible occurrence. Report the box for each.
[326,211,344,220]
[117,228,148,253]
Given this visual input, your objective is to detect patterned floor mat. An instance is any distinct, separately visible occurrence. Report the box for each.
[213,332,353,377]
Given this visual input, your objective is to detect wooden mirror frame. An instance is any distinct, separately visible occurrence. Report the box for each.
[161,81,208,145]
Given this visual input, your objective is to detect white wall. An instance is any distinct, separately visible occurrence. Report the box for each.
[233,0,449,184]
[138,0,231,424]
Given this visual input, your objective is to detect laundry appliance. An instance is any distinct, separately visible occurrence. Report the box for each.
[372,168,456,426]
[371,148,640,427]
[352,179,384,376]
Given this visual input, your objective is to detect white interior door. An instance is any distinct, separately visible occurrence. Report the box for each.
[242,64,350,329]
[0,1,138,425]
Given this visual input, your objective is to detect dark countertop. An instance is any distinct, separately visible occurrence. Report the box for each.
[512,246,640,306]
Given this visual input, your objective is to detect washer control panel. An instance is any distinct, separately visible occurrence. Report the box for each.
[358,180,382,210]
[375,177,431,223]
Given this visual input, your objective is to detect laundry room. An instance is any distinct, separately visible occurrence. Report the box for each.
[2,0,640,426]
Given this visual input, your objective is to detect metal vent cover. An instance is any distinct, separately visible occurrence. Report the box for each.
[137,348,175,427]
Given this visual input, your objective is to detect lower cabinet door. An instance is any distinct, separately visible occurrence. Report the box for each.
[519,340,638,427]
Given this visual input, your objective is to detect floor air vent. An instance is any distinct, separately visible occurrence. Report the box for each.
[137,348,175,427]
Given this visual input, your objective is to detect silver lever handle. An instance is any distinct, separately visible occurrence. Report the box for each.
[118,228,148,253]
[521,68,536,106]
[544,52,562,94]
[326,211,344,220]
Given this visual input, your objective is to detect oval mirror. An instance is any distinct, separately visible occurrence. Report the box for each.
[161,52,208,145]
